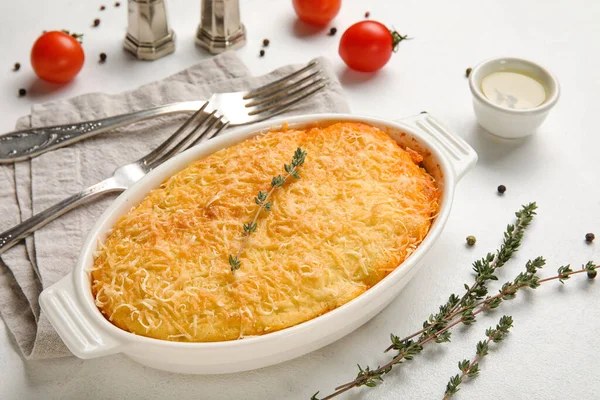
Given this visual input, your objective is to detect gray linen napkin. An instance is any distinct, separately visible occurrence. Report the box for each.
[0,52,349,359]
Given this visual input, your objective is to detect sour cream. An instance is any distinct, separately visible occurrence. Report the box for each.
[481,71,547,110]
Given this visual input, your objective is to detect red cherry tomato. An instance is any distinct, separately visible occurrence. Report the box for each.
[292,0,341,26]
[339,21,406,72]
[31,31,85,84]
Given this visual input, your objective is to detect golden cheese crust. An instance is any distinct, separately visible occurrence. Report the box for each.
[91,122,440,342]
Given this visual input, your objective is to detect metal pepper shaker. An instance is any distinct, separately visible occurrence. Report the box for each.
[124,0,176,60]
[196,0,246,54]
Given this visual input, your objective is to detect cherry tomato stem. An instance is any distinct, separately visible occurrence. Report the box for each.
[391,31,410,52]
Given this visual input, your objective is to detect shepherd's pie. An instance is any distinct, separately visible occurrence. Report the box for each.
[91,122,440,342]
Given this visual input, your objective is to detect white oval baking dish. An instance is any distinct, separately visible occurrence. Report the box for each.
[39,112,477,374]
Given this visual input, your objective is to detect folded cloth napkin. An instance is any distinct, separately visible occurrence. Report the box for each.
[0,52,349,359]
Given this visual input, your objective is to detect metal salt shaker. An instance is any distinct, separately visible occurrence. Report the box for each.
[196,0,246,54]
[124,0,176,60]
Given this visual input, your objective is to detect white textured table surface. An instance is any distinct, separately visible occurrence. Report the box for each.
[1,0,599,399]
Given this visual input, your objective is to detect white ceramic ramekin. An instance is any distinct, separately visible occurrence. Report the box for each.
[469,57,560,138]
[39,113,477,374]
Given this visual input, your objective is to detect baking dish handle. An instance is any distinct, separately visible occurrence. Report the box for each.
[396,113,478,181]
[39,274,123,359]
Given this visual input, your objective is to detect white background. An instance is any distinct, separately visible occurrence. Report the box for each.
[1,0,599,399]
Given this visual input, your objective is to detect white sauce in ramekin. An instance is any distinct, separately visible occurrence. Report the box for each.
[481,71,547,110]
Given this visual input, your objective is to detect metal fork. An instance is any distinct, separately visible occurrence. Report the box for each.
[0,104,226,255]
[0,61,327,163]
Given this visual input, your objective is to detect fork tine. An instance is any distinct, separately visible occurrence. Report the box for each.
[147,110,218,169]
[187,119,229,148]
[245,70,323,107]
[243,61,319,100]
[249,83,327,121]
[248,78,327,116]
[141,102,209,165]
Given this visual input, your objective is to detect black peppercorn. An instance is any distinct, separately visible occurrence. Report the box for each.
[588,269,597,279]
[99,53,107,63]
[365,11,370,18]
[93,18,100,27]
[328,27,337,36]
[13,62,20,71]
[497,185,506,194]
[18,88,26,97]
[100,5,105,10]
[466,235,476,246]
[263,39,270,47]
[259,49,265,57]
[585,233,595,243]
[114,2,120,7]
[466,67,472,78]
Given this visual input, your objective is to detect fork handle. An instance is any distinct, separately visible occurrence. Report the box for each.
[0,178,122,256]
[0,101,206,164]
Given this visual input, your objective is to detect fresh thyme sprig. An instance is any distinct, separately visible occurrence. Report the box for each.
[314,259,597,399]
[442,261,597,398]
[313,205,537,400]
[384,203,537,353]
[443,315,514,399]
[229,147,306,272]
